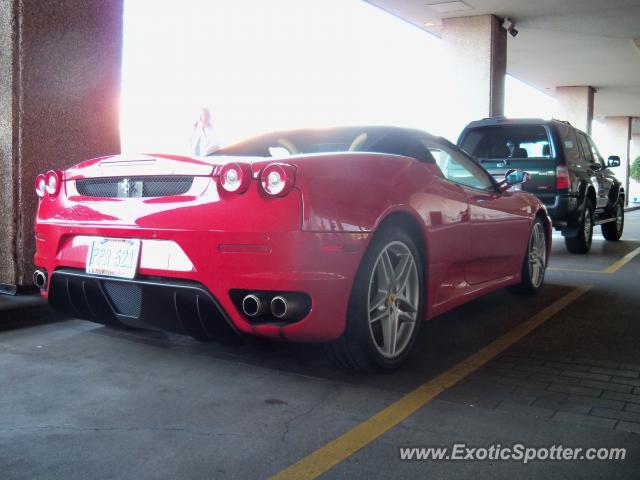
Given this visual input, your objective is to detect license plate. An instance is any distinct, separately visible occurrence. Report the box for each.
[86,238,141,279]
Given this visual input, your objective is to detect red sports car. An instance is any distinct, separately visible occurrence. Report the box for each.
[34,126,550,370]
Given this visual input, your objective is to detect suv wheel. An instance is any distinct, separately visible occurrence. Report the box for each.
[601,198,624,241]
[565,199,594,254]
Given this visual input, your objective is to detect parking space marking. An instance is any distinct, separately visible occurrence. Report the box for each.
[602,245,640,273]
[548,245,640,274]
[270,285,592,480]
[547,267,603,274]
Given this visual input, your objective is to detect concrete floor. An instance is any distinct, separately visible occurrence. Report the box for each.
[1,212,640,479]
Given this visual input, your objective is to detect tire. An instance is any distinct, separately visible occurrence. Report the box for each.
[326,226,424,371]
[601,198,624,241]
[564,199,594,254]
[510,218,547,294]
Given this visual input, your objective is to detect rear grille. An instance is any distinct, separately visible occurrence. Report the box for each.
[76,176,194,198]
[103,281,142,317]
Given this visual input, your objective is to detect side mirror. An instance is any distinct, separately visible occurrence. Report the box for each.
[500,168,529,192]
[607,155,621,168]
[501,169,529,192]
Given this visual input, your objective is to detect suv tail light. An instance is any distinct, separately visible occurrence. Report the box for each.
[556,165,570,190]
[260,163,296,197]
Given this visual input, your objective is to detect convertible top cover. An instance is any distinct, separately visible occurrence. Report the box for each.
[211,126,438,162]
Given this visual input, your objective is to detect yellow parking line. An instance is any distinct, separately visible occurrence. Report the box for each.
[547,267,603,274]
[270,285,592,480]
[548,245,640,274]
[602,245,640,273]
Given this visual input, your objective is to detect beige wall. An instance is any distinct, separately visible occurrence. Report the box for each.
[601,117,631,205]
[555,86,594,134]
[632,134,640,161]
[631,133,640,204]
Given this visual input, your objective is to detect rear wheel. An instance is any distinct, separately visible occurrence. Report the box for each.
[511,218,547,294]
[327,227,424,371]
[565,199,594,254]
[601,198,624,241]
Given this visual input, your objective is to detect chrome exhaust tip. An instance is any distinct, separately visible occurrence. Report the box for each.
[33,270,47,289]
[270,296,288,319]
[241,294,265,317]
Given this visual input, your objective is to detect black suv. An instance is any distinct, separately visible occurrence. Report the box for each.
[457,118,625,253]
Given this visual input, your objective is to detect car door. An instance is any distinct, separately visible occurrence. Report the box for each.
[427,140,531,285]
[576,132,608,209]
[587,136,615,208]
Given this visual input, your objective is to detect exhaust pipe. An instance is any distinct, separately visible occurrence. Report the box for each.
[241,294,267,317]
[33,270,47,289]
[270,296,289,319]
[270,293,312,321]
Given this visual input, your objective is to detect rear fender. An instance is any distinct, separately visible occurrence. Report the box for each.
[291,153,433,233]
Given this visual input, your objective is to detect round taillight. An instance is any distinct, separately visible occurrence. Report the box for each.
[35,174,46,198]
[219,162,251,194]
[45,170,62,197]
[260,163,295,197]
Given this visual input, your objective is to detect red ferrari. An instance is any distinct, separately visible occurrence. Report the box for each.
[34,126,550,370]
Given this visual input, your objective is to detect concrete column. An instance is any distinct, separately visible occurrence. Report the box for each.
[555,86,595,134]
[442,15,506,132]
[601,116,632,206]
[0,0,123,291]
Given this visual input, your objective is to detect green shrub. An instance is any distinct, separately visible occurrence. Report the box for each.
[632,157,640,183]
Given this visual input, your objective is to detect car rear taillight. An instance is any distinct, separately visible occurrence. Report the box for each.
[35,174,46,198]
[45,170,62,197]
[219,162,251,194]
[556,165,570,190]
[260,163,295,197]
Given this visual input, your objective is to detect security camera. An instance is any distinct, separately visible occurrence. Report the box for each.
[502,17,518,37]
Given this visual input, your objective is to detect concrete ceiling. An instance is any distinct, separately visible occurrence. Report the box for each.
[365,0,640,122]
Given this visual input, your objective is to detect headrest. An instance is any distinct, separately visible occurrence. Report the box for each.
[512,147,528,158]
[488,144,510,158]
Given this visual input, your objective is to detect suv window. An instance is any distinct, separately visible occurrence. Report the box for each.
[425,140,495,191]
[460,125,552,159]
[587,137,606,168]
[576,133,595,164]
[557,124,581,165]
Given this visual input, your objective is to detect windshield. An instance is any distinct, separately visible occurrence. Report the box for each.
[210,126,434,162]
[460,125,552,160]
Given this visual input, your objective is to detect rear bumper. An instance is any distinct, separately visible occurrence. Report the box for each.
[545,193,580,231]
[35,224,369,342]
[49,269,241,343]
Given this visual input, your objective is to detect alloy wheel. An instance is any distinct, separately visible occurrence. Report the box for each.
[584,206,592,246]
[528,222,547,288]
[616,203,623,231]
[367,241,420,359]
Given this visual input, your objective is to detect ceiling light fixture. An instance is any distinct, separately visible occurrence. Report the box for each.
[428,1,473,14]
